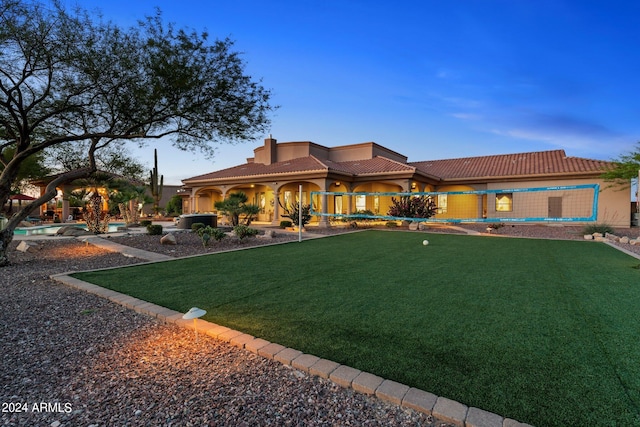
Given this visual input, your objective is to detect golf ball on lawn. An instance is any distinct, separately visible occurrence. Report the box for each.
[422,239,429,246]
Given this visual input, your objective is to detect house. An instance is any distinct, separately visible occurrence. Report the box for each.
[180,137,630,227]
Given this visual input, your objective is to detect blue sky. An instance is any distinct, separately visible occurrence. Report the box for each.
[71,0,639,184]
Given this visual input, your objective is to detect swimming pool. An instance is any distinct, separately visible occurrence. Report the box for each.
[14,222,127,236]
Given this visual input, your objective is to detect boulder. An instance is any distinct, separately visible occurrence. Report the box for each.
[56,226,91,236]
[16,240,40,253]
[620,236,630,244]
[418,222,427,231]
[408,221,419,231]
[630,239,639,246]
[583,234,594,240]
[605,233,620,242]
[160,233,177,245]
[592,232,603,238]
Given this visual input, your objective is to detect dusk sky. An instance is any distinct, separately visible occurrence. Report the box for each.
[72,0,639,184]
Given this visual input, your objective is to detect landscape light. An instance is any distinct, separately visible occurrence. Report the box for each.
[182,307,207,342]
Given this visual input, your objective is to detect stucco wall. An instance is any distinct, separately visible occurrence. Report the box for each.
[486,178,630,227]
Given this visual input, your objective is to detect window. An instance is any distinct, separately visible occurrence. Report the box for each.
[355,194,366,211]
[437,194,448,214]
[495,193,513,212]
[335,195,343,214]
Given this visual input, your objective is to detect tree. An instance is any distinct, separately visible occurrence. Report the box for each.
[601,143,640,211]
[214,192,259,226]
[0,1,274,266]
[164,194,183,216]
[278,198,312,228]
[387,195,437,219]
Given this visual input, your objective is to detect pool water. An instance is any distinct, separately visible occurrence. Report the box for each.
[14,222,127,236]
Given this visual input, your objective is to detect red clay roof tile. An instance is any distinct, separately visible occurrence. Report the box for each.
[184,148,612,183]
[409,150,611,180]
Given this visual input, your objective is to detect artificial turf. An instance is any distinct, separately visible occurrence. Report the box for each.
[72,230,640,426]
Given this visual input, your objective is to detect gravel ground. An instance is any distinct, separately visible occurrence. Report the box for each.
[2,224,639,427]
[0,234,449,427]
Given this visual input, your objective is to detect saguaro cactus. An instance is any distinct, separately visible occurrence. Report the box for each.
[150,149,164,216]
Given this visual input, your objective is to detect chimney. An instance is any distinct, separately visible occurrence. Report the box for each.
[264,135,277,165]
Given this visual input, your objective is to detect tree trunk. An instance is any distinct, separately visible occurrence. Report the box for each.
[0,228,13,267]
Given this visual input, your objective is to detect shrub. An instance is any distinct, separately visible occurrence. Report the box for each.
[583,223,615,235]
[147,224,163,235]
[234,224,259,240]
[385,221,398,228]
[280,220,293,228]
[140,219,152,227]
[388,195,436,219]
[196,226,226,247]
[191,222,205,232]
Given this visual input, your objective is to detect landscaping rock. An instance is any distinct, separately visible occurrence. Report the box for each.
[583,234,593,240]
[56,225,92,236]
[408,221,419,231]
[620,236,630,244]
[258,229,276,239]
[160,233,177,245]
[16,240,40,253]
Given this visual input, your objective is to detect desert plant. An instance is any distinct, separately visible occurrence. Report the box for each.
[140,219,152,227]
[196,225,226,247]
[583,223,615,235]
[191,222,205,232]
[147,224,163,235]
[214,192,259,226]
[385,221,398,228]
[387,195,436,219]
[118,202,140,226]
[280,220,293,228]
[85,193,110,234]
[149,149,164,216]
[234,224,259,239]
[278,199,312,227]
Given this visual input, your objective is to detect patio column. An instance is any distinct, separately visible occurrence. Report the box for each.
[318,190,330,228]
[271,191,281,226]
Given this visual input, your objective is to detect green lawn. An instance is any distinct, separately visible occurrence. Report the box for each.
[72,230,640,426]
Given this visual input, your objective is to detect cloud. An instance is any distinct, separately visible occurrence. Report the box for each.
[488,112,630,158]
[450,112,482,120]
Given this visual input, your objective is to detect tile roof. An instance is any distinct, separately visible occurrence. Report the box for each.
[184,156,416,182]
[409,150,611,180]
[321,157,415,175]
[183,148,612,184]
[184,156,328,182]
